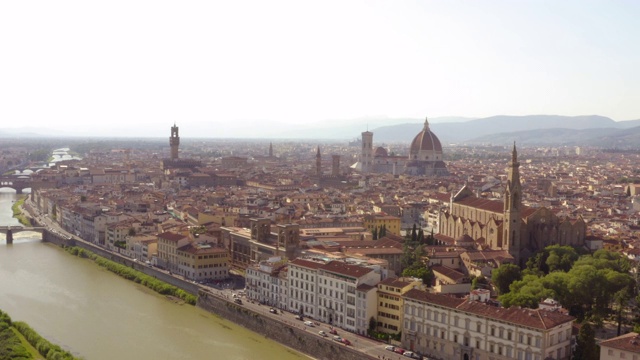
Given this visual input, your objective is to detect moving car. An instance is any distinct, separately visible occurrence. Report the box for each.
[234,298,243,305]
[295,315,303,320]
[303,321,315,327]
[333,336,342,342]
[341,338,351,346]
[269,308,277,314]
[329,328,338,335]
[318,331,327,337]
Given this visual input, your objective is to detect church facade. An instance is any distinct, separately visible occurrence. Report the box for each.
[438,144,586,265]
[353,118,449,176]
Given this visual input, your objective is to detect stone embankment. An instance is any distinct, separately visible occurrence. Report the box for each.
[197,291,376,360]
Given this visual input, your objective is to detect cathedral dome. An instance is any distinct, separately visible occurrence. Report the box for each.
[374,146,388,157]
[409,117,443,161]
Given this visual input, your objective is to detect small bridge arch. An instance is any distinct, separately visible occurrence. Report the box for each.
[0,176,32,194]
[0,226,45,244]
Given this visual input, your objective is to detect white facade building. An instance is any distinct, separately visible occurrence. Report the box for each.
[402,289,575,360]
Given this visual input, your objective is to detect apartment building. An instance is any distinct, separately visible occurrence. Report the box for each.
[245,257,289,309]
[377,277,422,335]
[176,242,229,281]
[157,232,190,272]
[402,289,574,360]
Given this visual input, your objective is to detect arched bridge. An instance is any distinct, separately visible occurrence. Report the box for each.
[0,226,45,244]
[0,176,32,194]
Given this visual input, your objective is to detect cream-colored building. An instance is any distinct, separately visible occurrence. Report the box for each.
[599,332,640,360]
[176,242,229,281]
[402,289,574,360]
[364,214,402,236]
[376,277,422,335]
[157,231,189,272]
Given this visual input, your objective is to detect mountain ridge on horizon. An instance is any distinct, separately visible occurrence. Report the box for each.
[1,115,639,148]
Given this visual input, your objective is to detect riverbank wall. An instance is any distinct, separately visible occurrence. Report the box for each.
[197,290,375,360]
[42,229,200,295]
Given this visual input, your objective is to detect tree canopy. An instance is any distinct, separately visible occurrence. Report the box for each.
[498,247,633,320]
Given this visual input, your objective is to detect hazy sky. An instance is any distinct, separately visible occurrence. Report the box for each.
[1,1,639,137]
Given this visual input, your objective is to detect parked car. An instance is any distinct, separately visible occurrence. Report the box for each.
[295,315,303,320]
[333,336,342,342]
[385,345,395,351]
[303,321,315,327]
[234,298,243,305]
[318,331,327,337]
[403,351,415,358]
[329,328,338,335]
[341,338,351,346]
[269,308,277,314]
[394,347,406,354]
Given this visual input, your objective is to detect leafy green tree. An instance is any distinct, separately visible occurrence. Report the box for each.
[498,274,554,309]
[471,275,489,291]
[402,263,433,284]
[492,263,522,295]
[426,229,435,246]
[368,317,377,334]
[572,322,599,360]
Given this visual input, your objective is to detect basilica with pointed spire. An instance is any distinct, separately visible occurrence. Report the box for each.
[352,117,449,176]
[438,143,586,265]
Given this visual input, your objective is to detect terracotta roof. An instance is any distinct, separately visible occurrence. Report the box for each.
[289,258,325,269]
[404,289,574,330]
[320,261,374,279]
[379,277,415,288]
[404,288,466,308]
[157,232,187,242]
[431,265,466,282]
[599,332,640,353]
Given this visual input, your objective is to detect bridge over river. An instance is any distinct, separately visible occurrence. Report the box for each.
[0,176,32,194]
[0,226,46,244]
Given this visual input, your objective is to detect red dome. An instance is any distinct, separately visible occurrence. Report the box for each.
[410,118,443,155]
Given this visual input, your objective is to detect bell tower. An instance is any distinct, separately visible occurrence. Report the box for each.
[504,142,522,263]
[316,146,322,176]
[170,123,180,160]
[361,131,373,173]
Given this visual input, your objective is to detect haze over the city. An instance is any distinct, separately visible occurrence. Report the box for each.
[1,0,639,138]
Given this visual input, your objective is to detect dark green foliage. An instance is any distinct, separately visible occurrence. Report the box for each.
[572,322,599,360]
[368,317,376,333]
[1,308,79,360]
[65,246,197,305]
[0,309,31,359]
[524,245,580,276]
[372,227,378,240]
[402,262,433,285]
[471,275,489,291]
[13,321,77,360]
[499,248,633,321]
[492,263,522,295]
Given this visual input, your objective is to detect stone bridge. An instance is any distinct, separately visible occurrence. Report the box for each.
[0,175,32,194]
[0,226,46,244]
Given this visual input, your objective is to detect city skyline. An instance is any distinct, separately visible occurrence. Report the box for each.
[1,1,639,138]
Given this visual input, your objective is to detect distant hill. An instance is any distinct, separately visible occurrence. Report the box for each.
[465,124,640,148]
[370,115,640,146]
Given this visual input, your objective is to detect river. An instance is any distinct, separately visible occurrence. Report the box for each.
[0,191,308,360]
